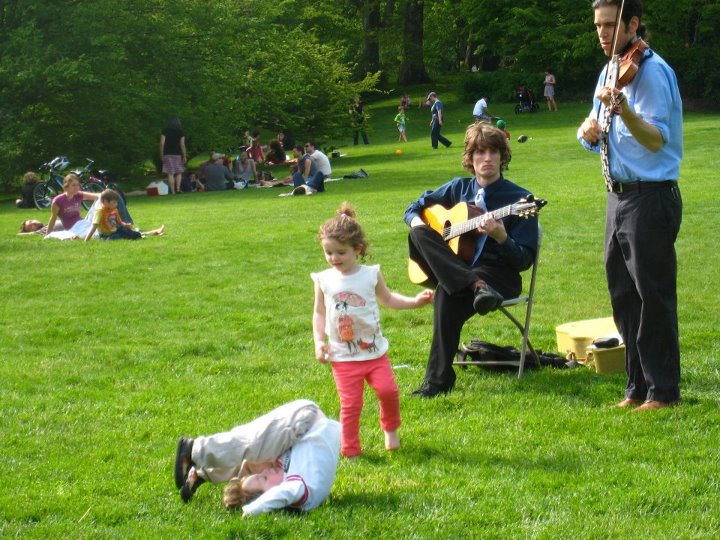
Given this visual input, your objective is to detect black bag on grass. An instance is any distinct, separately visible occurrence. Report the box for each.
[458,340,572,370]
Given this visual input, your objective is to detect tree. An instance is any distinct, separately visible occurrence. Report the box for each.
[355,0,382,78]
[398,0,430,85]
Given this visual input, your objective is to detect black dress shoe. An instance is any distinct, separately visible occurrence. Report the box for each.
[411,381,453,398]
[180,467,206,503]
[473,284,504,315]
[174,437,195,489]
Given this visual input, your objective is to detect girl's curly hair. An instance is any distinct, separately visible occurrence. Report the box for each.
[318,202,369,257]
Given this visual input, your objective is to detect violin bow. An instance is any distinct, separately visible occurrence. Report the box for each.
[597,0,626,122]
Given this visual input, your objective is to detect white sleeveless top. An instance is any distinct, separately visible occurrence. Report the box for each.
[310,265,389,361]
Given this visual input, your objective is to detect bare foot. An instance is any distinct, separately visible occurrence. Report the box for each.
[384,430,400,451]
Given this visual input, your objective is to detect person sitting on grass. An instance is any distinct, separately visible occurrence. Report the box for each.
[232,150,257,188]
[472,95,496,123]
[290,141,330,194]
[204,153,234,191]
[84,189,164,241]
[45,173,102,236]
[247,134,265,166]
[174,399,340,517]
[19,196,135,240]
[264,139,287,165]
[180,171,205,193]
[15,171,40,208]
[259,146,302,187]
[277,131,295,151]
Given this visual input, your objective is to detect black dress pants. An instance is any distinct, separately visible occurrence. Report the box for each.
[408,225,520,388]
[605,185,682,403]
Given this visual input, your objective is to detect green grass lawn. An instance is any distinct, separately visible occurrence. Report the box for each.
[1,93,719,539]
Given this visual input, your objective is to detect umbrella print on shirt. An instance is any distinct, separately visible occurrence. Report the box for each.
[333,291,368,355]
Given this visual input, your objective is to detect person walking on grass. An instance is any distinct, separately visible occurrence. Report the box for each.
[174,399,341,517]
[427,91,452,149]
[395,106,409,142]
[577,0,683,411]
[312,203,433,457]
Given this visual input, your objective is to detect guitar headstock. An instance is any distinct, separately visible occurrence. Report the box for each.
[512,195,547,218]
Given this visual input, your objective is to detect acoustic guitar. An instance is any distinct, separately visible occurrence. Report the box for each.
[408,195,546,284]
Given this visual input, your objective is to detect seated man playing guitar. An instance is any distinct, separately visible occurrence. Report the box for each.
[404,121,542,398]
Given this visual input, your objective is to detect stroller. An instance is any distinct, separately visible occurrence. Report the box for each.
[514,86,540,114]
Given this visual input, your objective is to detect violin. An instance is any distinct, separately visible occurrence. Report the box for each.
[615,38,649,89]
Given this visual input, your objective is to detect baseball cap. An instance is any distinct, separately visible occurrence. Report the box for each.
[427,91,437,100]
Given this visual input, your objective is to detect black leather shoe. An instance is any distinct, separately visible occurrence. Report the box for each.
[473,284,504,315]
[174,437,194,489]
[180,467,206,503]
[411,381,453,398]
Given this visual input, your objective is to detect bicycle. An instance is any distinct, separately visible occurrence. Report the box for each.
[32,156,125,210]
[32,156,70,210]
[73,158,126,208]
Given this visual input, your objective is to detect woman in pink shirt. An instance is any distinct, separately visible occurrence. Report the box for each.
[45,173,101,236]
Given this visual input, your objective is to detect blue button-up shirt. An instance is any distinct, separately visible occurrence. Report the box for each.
[404,176,539,272]
[579,48,683,183]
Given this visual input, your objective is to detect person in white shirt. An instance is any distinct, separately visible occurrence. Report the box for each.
[472,96,495,122]
[307,142,332,178]
[174,399,341,517]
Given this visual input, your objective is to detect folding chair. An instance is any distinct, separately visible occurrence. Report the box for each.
[454,225,542,378]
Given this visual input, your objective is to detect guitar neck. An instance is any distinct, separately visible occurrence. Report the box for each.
[444,204,513,240]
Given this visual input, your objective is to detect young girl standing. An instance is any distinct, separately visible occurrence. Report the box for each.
[394,106,408,142]
[311,203,433,457]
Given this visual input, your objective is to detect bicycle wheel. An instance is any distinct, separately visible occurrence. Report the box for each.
[33,182,59,210]
[81,181,104,210]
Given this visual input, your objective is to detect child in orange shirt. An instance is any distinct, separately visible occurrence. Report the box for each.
[84,189,164,241]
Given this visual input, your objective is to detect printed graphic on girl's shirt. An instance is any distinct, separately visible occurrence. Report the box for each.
[332,291,379,356]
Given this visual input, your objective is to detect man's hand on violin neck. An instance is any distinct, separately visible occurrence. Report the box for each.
[597,87,626,116]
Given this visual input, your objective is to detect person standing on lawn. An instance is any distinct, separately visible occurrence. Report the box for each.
[577,0,683,411]
[312,203,433,456]
[160,115,187,195]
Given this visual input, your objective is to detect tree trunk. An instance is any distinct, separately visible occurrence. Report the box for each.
[398,0,429,85]
[360,0,381,75]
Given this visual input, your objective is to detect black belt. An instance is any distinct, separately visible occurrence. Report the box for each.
[608,180,677,194]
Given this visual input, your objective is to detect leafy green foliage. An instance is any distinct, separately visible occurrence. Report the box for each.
[0,0,378,188]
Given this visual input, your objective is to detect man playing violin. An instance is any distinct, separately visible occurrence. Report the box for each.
[578,0,683,411]
[404,122,540,397]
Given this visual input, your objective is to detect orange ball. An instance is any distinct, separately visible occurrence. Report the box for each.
[395,149,403,155]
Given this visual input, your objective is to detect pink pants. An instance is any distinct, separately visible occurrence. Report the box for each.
[331,354,401,457]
